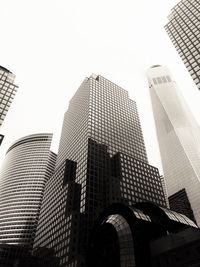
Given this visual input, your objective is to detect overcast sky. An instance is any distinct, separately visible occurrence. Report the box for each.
[0,0,200,173]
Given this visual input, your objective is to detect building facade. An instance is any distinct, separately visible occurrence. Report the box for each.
[147,65,200,225]
[88,203,198,267]
[0,65,18,126]
[34,74,167,267]
[169,189,196,223]
[165,0,200,90]
[0,133,56,248]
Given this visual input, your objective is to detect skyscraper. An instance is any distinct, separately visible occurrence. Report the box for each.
[147,65,200,225]
[34,74,167,266]
[0,133,56,248]
[165,0,200,90]
[0,66,18,126]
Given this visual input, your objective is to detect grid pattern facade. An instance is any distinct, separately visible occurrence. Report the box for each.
[165,0,200,89]
[34,74,166,267]
[56,74,148,215]
[88,74,147,162]
[104,214,135,266]
[119,153,166,207]
[34,161,80,266]
[169,188,196,223]
[0,66,18,126]
[0,133,56,247]
[147,65,200,225]
[57,74,148,167]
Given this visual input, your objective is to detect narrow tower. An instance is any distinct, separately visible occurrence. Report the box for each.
[147,65,200,224]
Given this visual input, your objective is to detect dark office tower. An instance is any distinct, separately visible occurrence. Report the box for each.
[0,66,18,126]
[0,133,56,248]
[165,0,200,90]
[147,65,200,225]
[34,74,167,267]
[169,189,196,223]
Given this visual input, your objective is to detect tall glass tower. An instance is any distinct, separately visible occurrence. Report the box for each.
[0,133,56,247]
[147,65,200,225]
[56,73,148,167]
[165,0,200,90]
[34,74,167,267]
[0,66,18,126]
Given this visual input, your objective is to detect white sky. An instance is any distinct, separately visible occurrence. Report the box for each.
[0,0,200,173]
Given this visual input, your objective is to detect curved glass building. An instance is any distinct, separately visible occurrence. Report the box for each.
[87,203,198,267]
[0,133,56,247]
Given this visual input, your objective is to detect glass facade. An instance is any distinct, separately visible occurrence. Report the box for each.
[102,214,135,267]
[147,65,200,225]
[0,133,56,247]
[119,153,166,207]
[169,188,196,223]
[88,203,198,267]
[34,74,167,267]
[0,66,18,126]
[165,0,200,90]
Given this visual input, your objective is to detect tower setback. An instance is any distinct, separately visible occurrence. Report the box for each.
[34,74,167,267]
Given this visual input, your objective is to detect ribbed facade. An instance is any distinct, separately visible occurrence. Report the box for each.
[0,133,56,247]
[165,0,200,90]
[0,66,18,126]
[147,65,200,225]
